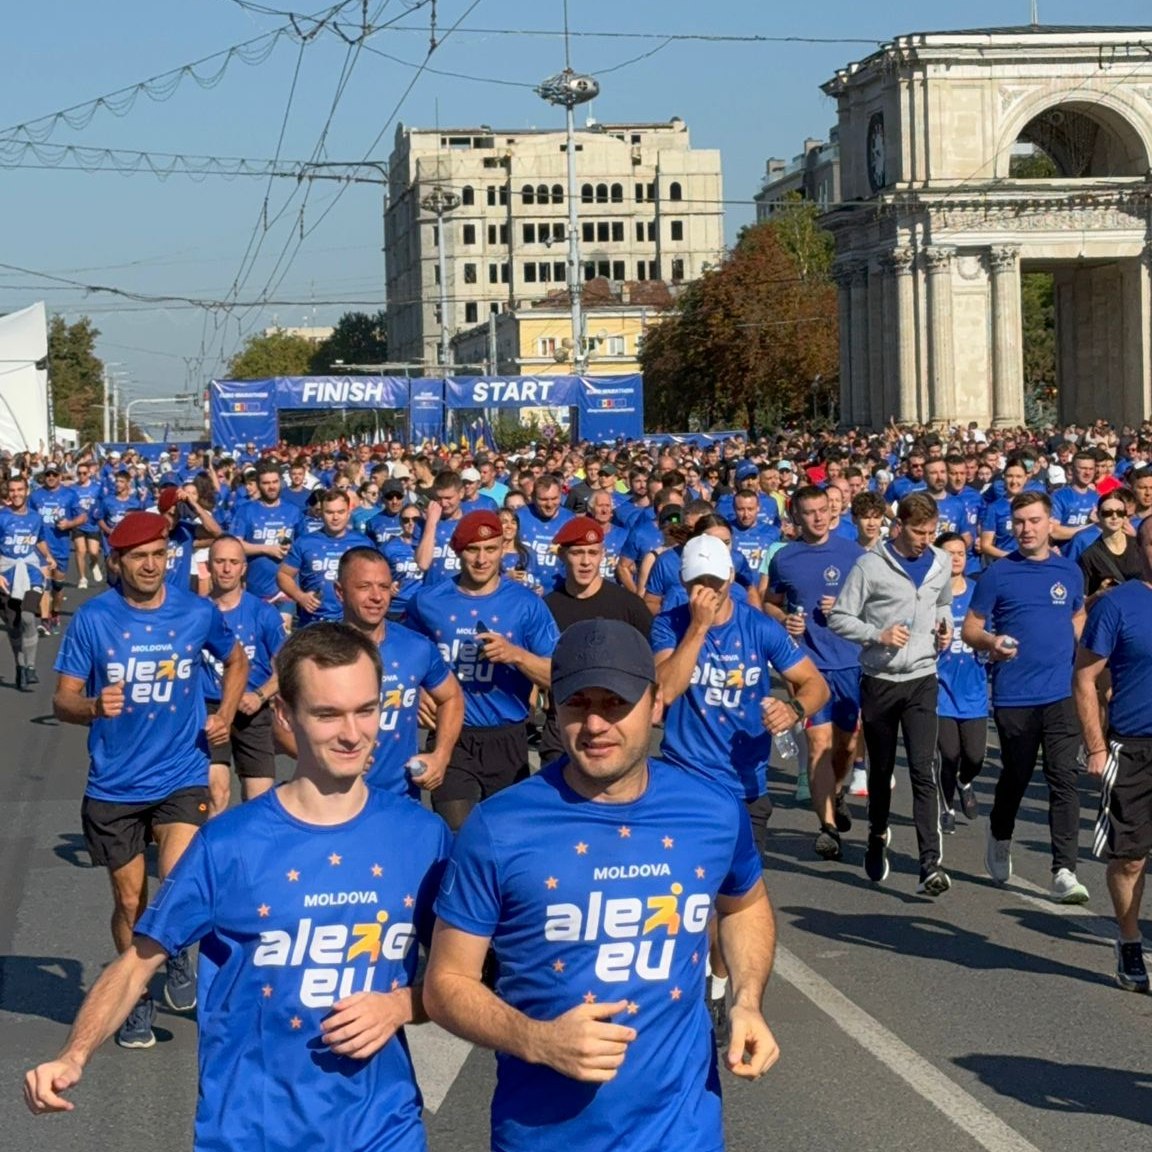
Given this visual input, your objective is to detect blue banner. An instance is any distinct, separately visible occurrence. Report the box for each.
[409,378,444,445]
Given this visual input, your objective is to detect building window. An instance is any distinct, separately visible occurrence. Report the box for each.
[521,184,535,204]
[607,335,626,355]
[671,258,685,281]
[465,302,478,323]
[647,260,657,279]
[635,182,645,202]
[462,223,477,244]
[486,186,497,206]
[597,221,609,243]
[612,260,625,281]
[490,302,500,314]
[631,133,641,144]
[610,183,623,203]
[487,224,496,244]
[498,185,508,206]
[461,185,475,206]
[551,184,564,203]
[583,261,595,280]
[553,261,565,282]
[523,223,536,244]
[538,337,558,357]
[611,221,624,242]
[552,222,565,242]
[501,263,509,284]
[433,265,440,284]
[581,183,594,203]
[524,263,537,283]
[539,262,551,282]
[636,261,647,281]
[537,183,550,204]
[646,182,656,200]
[464,263,477,284]
[670,220,684,242]
[635,222,645,242]
[669,181,683,201]
[597,259,610,278]
[582,222,594,243]
[647,221,656,242]
[431,224,439,245]
[595,183,608,203]
[489,263,499,283]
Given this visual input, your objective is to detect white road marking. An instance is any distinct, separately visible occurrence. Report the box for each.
[407,1022,474,1114]
[774,944,1046,1152]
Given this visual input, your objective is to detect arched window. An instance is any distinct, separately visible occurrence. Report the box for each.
[521,184,535,204]
[609,183,623,203]
[551,183,564,204]
[536,183,550,204]
[581,183,594,203]
[461,185,475,206]
[595,183,609,203]
[669,181,683,201]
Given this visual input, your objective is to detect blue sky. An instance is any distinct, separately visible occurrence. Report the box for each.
[1,0,1148,428]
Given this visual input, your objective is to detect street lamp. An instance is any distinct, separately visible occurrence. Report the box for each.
[536,68,599,375]
[420,185,461,368]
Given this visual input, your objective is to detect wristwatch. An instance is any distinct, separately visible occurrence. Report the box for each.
[788,698,806,723]
[254,687,266,704]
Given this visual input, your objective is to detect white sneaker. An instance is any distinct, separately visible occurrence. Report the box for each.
[77,577,88,589]
[847,765,868,797]
[92,563,103,583]
[985,828,1012,884]
[1051,868,1089,905]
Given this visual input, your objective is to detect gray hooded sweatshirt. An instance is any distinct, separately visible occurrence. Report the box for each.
[826,541,953,681]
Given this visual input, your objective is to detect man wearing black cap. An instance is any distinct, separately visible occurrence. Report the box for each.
[366,479,410,546]
[425,618,781,1152]
[53,511,248,1049]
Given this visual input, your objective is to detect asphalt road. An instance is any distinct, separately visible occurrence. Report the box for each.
[1,584,1149,1151]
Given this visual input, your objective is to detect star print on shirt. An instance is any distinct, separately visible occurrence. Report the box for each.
[290,1016,303,1030]
[329,853,342,866]
[258,904,271,917]
[262,985,273,998]
[618,826,631,838]
[695,867,705,879]
[670,987,682,1001]
[662,836,674,849]
[371,864,383,877]
[545,876,558,890]
[286,870,299,882]
[403,894,415,908]
[552,959,565,973]
[583,991,596,1004]
[626,1002,639,1015]
[575,841,588,855]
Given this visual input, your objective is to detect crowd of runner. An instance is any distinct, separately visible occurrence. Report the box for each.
[8,416,1152,1150]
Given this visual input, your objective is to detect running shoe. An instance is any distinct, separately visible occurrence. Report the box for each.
[940,808,956,835]
[707,993,729,1046]
[77,577,88,590]
[15,667,28,692]
[24,667,39,686]
[36,621,50,637]
[957,782,979,821]
[92,563,103,583]
[1051,868,1089,905]
[116,996,156,1049]
[833,789,852,833]
[985,828,1012,884]
[50,617,61,636]
[917,866,951,897]
[847,765,868,797]
[814,824,843,861]
[795,771,811,804]
[164,947,198,1012]
[1114,940,1150,992]
[864,829,890,883]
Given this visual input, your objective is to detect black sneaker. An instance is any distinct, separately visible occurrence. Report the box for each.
[917,866,951,897]
[1115,940,1150,993]
[940,808,956,835]
[707,993,729,1046]
[116,996,156,1049]
[814,823,843,861]
[15,667,29,692]
[957,782,979,821]
[163,946,198,1012]
[24,667,39,687]
[833,789,852,833]
[864,829,890,883]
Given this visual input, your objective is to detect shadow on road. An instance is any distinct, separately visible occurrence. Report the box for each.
[952,1054,1152,1124]
[51,833,91,869]
[0,955,86,1022]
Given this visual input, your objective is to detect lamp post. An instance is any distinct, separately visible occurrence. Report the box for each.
[536,68,599,375]
[420,185,461,368]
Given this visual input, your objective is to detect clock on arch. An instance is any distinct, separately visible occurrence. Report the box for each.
[866,112,886,193]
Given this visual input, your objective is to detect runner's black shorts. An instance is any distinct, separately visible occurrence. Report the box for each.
[206,700,276,778]
[81,786,209,872]
[432,721,529,804]
[1105,733,1152,860]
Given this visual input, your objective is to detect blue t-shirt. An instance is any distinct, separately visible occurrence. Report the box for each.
[1051,485,1097,529]
[968,552,1084,707]
[71,480,103,531]
[884,475,926,504]
[406,578,559,728]
[435,759,762,1152]
[980,497,1016,555]
[886,540,933,588]
[95,492,145,548]
[601,525,630,582]
[0,507,48,591]
[366,510,406,547]
[937,578,988,720]
[517,506,574,577]
[651,600,803,800]
[379,538,425,616]
[1064,524,1101,565]
[283,529,374,626]
[768,537,864,671]
[730,521,780,573]
[281,485,311,511]
[461,494,499,514]
[201,592,285,702]
[135,787,450,1152]
[645,545,755,606]
[930,494,969,539]
[369,623,451,796]
[420,518,463,586]
[620,518,662,566]
[164,521,199,589]
[55,587,237,802]
[1080,581,1152,737]
[30,485,80,563]
[229,499,305,600]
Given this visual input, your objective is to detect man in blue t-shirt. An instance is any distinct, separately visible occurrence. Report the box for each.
[202,536,286,814]
[277,488,372,627]
[729,490,780,574]
[414,470,467,585]
[588,489,631,582]
[69,459,105,587]
[52,511,247,1048]
[31,464,88,632]
[979,458,1028,562]
[95,470,145,555]
[406,510,559,831]
[27,622,450,1152]
[1050,450,1098,543]
[1074,518,1152,991]
[517,474,574,581]
[425,618,781,1152]
[766,485,864,860]
[335,547,463,798]
[962,489,1090,905]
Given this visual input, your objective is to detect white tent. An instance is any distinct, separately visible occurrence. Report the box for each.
[0,302,50,453]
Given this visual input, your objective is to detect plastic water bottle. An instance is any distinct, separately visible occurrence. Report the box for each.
[788,606,806,648]
[999,635,1018,651]
[405,756,429,781]
[774,726,800,761]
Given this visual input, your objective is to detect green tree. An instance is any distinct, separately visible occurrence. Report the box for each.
[310,310,388,373]
[48,314,105,443]
[225,329,315,380]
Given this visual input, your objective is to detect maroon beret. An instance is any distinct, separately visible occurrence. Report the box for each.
[554,517,604,548]
[108,511,170,552]
[450,510,503,553]
[157,487,180,515]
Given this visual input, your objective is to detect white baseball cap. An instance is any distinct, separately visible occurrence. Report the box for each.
[681,535,733,584]
[460,466,481,483]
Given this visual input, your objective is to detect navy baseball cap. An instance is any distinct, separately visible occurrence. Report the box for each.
[735,461,759,482]
[551,620,655,707]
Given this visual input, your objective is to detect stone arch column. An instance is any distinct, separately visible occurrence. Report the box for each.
[848,263,871,426]
[832,265,855,425]
[883,247,917,423]
[924,246,957,426]
[988,245,1025,427]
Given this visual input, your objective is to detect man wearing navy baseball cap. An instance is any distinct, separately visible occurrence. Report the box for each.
[426,617,781,1152]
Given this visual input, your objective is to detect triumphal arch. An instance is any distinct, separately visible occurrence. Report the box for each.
[821,26,1152,428]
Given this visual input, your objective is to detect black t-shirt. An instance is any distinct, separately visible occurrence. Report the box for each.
[544,579,654,639]
[1077,535,1144,597]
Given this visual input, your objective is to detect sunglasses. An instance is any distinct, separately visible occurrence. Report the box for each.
[400,515,421,523]
[385,492,404,499]
[1101,508,1127,518]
